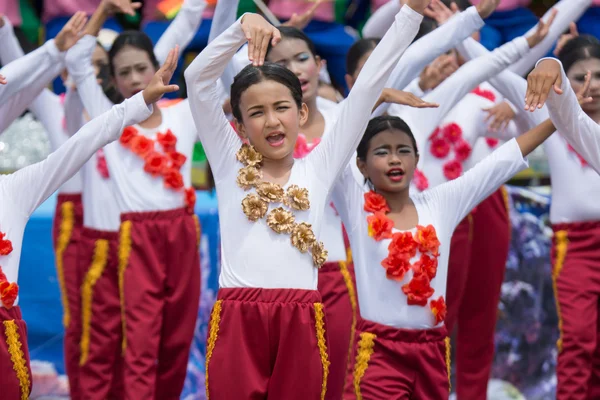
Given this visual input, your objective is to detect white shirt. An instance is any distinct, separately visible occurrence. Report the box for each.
[332,139,528,329]
[0,93,151,307]
[185,8,423,289]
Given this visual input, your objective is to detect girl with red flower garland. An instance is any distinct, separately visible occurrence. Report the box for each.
[330,113,556,399]
[63,1,211,398]
[0,50,175,400]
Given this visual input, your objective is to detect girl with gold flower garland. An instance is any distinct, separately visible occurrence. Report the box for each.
[330,110,557,397]
[184,1,430,397]
[0,50,177,400]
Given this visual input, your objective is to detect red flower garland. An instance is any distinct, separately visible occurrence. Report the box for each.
[0,232,18,309]
[0,233,13,256]
[471,86,497,103]
[485,138,499,148]
[454,139,472,162]
[443,123,463,144]
[430,137,451,159]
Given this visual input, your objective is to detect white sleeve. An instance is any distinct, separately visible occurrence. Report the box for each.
[372,5,484,116]
[427,138,528,229]
[0,16,25,64]
[63,88,86,135]
[65,35,114,119]
[4,92,152,217]
[154,0,207,65]
[544,58,600,174]
[29,90,66,150]
[508,0,592,76]
[208,0,240,43]
[331,162,366,234]
[308,5,423,189]
[402,77,426,97]
[362,0,402,39]
[183,18,249,181]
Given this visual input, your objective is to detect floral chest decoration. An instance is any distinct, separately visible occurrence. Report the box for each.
[428,122,472,182]
[119,127,196,212]
[364,191,446,325]
[293,133,321,159]
[237,144,327,268]
[0,231,18,309]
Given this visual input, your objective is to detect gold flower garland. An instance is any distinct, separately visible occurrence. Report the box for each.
[236,144,327,268]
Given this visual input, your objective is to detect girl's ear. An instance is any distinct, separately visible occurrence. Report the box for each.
[299,102,309,128]
[357,156,368,180]
[235,118,248,139]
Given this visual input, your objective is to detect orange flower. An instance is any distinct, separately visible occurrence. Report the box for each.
[401,272,434,306]
[367,212,393,241]
[381,253,411,281]
[415,225,440,256]
[185,187,196,212]
[143,151,169,176]
[430,296,446,325]
[168,151,187,170]
[0,267,7,282]
[130,135,155,157]
[364,191,390,214]
[388,231,417,259]
[412,253,438,280]
[163,168,184,190]
[120,126,138,146]
[0,281,18,309]
[157,129,177,152]
[0,233,13,256]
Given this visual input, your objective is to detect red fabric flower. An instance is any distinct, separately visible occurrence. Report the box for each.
[443,123,462,143]
[485,138,499,148]
[388,231,417,259]
[430,137,450,159]
[367,212,394,241]
[0,267,7,282]
[415,225,441,256]
[0,281,18,309]
[96,149,110,179]
[144,151,169,176]
[413,169,429,192]
[382,254,411,282]
[185,187,197,212]
[120,126,138,146]
[0,233,13,256]
[471,86,496,102]
[163,168,184,190]
[157,129,178,152]
[412,253,438,280]
[364,191,390,214]
[130,135,155,157]
[443,159,462,181]
[293,133,321,159]
[428,127,442,141]
[567,144,588,167]
[454,139,472,162]
[168,151,188,170]
[430,296,447,325]
[402,272,434,306]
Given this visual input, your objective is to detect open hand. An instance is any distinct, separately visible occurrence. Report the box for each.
[55,12,88,52]
[406,0,432,15]
[476,0,501,19]
[373,88,439,111]
[424,0,458,25]
[142,46,180,104]
[526,9,557,49]
[0,74,6,85]
[241,13,281,66]
[524,58,562,111]
[419,54,458,91]
[576,70,594,106]
[102,0,142,16]
[483,101,515,133]
[0,14,6,28]
[554,22,578,57]
[283,0,323,30]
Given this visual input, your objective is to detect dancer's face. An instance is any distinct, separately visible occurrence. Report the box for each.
[235,79,308,161]
[345,50,372,91]
[568,57,600,114]
[112,45,156,99]
[92,44,109,76]
[358,129,418,194]
[267,38,322,103]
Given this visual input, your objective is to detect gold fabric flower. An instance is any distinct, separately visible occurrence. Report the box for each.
[283,185,310,211]
[267,207,295,234]
[256,182,284,203]
[312,241,328,268]
[236,144,262,167]
[237,166,263,190]
[291,223,316,253]
[241,194,268,221]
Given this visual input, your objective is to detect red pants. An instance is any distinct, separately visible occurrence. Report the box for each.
[78,227,124,400]
[119,208,201,400]
[52,193,84,400]
[552,221,600,400]
[0,306,32,400]
[205,287,330,399]
[346,318,450,399]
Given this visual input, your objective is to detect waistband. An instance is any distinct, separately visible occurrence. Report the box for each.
[56,193,83,204]
[81,226,119,241]
[357,318,447,343]
[217,287,322,304]
[552,220,600,233]
[121,206,193,222]
[0,305,22,320]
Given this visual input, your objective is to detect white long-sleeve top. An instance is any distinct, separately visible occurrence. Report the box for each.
[332,139,528,329]
[184,8,423,289]
[0,93,151,308]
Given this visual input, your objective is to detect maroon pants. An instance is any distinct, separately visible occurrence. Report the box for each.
[78,228,124,400]
[552,221,600,400]
[206,287,330,399]
[52,193,84,400]
[119,208,201,400]
[346,318,450,399]
[445,187,510,400]
[0,306,32,400]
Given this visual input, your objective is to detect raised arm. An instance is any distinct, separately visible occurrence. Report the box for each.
[362,0,402,38]
[0,16,24,64]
